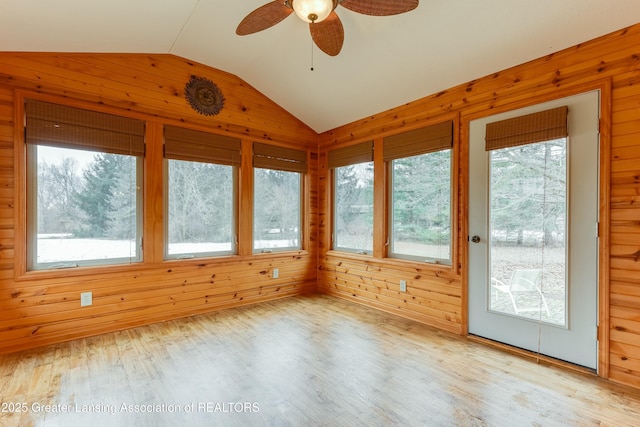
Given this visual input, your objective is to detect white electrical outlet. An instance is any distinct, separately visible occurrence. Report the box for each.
[80,292,93,307]
[273,268,279,279]
[400,280,407,292]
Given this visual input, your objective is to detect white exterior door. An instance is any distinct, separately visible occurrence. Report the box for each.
[468,91,600,369]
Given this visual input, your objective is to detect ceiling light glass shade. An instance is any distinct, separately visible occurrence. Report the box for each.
[292,0,334,23]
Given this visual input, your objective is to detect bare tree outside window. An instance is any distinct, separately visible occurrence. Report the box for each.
[167,160,235,257]
[334,162,374,253]
[253,168,301,251]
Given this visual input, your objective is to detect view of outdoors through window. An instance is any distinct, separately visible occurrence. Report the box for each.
[34,145,139,267]
[253,168,301,251]
[489,139,567,326]
[167,160,235,257]
[334,162,374,253]
[390,149,451,262]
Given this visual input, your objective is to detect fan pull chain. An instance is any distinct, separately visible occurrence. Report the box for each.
[310,38,315,71]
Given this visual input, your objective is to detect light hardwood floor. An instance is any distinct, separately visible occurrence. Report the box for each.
[1,295,639,426]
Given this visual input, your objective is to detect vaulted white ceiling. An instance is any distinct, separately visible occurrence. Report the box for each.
[1,0,640,132]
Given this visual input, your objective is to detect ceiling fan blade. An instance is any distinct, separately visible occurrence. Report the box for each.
[309,11,344,56]
[340,0,419,16]
[236,1,293,35]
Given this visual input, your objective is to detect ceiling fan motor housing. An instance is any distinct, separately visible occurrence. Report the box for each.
[287,0,339,23]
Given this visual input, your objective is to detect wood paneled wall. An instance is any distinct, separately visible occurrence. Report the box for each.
[318,24,640,389]
[2,22,640,391]
[0,53,318,353]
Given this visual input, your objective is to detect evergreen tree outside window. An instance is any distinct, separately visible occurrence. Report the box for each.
[25,99,144,270]
[389,150,451,263]
[385,121,453,264]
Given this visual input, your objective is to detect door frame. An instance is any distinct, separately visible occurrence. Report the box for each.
[460,80,612,377]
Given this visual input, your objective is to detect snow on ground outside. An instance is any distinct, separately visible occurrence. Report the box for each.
[36,238,295,262]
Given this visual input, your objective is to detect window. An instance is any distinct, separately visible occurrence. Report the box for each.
[253,142,306,252]
[25,99,144,270]
[385,121,453,263]
[164,126,240,259]
[329,141,374,254]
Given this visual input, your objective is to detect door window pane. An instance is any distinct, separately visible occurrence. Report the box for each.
[489,139,567,326]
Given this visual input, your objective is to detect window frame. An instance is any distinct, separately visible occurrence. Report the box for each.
[162,125,241,260]
[387,149,453,265]
[251,142,307,254]
[331,161,375,255]
[163,158,239,260]
[23,97,145,272]
[252,167,303,253]
[328,141,375,255]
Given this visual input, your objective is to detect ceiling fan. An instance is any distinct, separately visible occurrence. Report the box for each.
[236,0,419,56]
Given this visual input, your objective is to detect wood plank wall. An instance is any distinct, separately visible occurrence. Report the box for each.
[317,24,640,389]
[1,23,640,392]
[0,53,319,353]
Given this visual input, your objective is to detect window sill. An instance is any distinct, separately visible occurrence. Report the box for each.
[15,251,311,281]
[15,261,144,282]
[324,250,457,274]
[161,250,309,266]
[248,250,308,259]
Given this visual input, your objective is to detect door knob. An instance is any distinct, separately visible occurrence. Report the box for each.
[471,235,481,243]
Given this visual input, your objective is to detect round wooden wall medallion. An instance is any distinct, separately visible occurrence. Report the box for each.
[185,75,225,116]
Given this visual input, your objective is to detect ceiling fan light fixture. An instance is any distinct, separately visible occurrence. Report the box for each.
[291,0,336,23]
[237,0,419,57]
